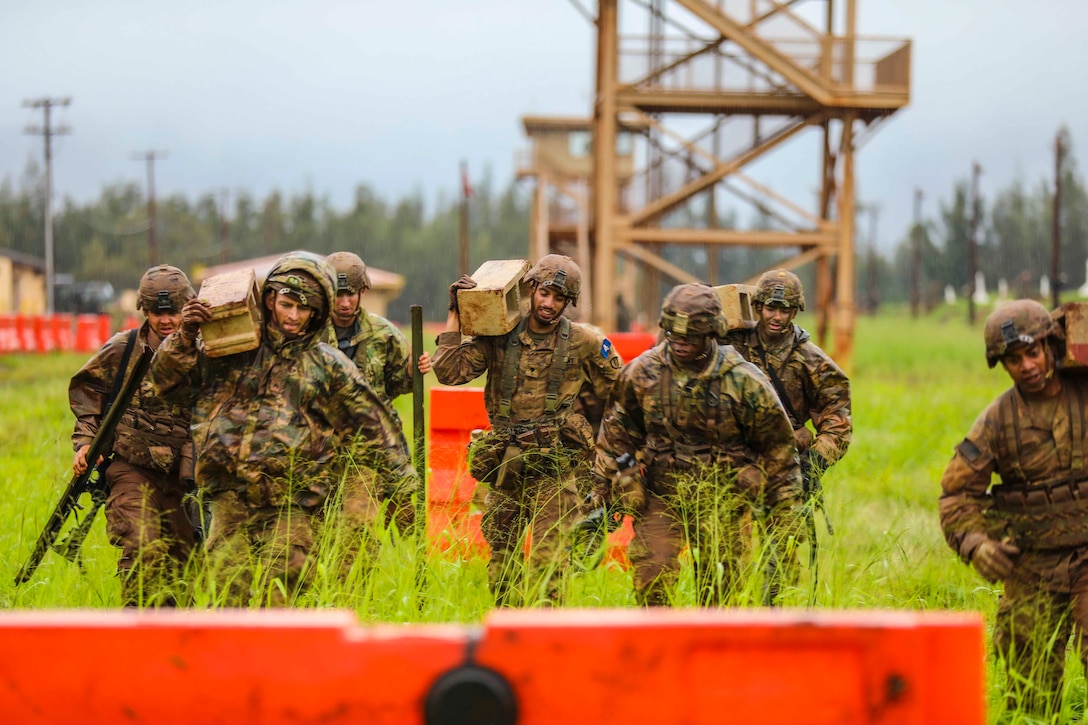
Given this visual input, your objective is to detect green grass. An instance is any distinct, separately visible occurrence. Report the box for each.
[0,310,1082,722]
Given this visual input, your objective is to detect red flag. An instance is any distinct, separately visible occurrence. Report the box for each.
[460,161,473,199]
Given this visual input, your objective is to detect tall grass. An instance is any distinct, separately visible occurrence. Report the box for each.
[0,308,1081,721]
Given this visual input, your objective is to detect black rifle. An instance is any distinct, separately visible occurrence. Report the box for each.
[14,339,152,585]
[801,450,835,537]
[753,342,836,605]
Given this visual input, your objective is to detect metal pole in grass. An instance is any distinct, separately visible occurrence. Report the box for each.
[411,304,428,606]
[411,304,426,515]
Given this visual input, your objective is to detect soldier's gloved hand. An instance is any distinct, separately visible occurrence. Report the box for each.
[448,275,477,312]
[971,538,1020,583]
[794,427,814,452]
[180,298,212,345]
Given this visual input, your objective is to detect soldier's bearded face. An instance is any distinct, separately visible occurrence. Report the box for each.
[1002,341,1058,396]
[267,295,314,338]
[530,285,568,329]
[332,290,361,327]
[759,303,796,339]
[146,309,182,339]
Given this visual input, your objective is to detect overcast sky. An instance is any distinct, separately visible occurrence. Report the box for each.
[2,0,1086,253]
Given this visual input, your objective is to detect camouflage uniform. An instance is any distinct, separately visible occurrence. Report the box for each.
[940,300,1088,716]
[332,311,411,403]
[432,255,622,606]
[326,251,412,405]
[69,265,196,606]
[325,252,413,580]
[726,270,852,465]
[595,284,803,607]
[150,252,417,606]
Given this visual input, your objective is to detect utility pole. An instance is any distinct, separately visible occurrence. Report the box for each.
[219,188,231,264]
[23,96,72,314]
[1052,132,1065,310]
[966,162,982,325]
[911,188,923,318]
[132,150,167,267]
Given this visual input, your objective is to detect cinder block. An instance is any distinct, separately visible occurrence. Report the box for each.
[1054,301,1088,370]
[458,259,531,337]
[713,283,757,330]
[198,269,262,357]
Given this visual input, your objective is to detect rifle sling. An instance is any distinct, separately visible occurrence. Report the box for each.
[755,341,803,428]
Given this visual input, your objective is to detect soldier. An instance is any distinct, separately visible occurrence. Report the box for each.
[69,264,197,606]
[940,300,1088,717]
[594,283,803,607]
[726,269,852,493]
[323,251,430,578]
[432,254,622,606]
[326,251,431,405]
[150,251,418,607]
[727,269,849,601]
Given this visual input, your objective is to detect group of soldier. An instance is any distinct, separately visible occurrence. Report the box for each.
[69,252,419,607]
[64,244,1087,717]
[68,251,852,611]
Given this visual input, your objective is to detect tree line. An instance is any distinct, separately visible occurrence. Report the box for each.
[1,129,1084,322]
[860,127,1087,309]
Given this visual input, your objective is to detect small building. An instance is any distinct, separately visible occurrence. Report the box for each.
[193,253,405,319]
[0,248,46,314]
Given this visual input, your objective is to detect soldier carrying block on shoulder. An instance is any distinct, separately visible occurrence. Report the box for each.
[432,254,622,606]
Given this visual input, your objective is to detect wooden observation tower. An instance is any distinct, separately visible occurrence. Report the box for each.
[517,0,910,366]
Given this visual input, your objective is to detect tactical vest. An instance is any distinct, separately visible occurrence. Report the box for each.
[643,345,726,487]
[494,316,573,432]
[990,381,1088,550]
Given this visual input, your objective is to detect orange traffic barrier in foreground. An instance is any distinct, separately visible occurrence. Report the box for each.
[0,608,985,724]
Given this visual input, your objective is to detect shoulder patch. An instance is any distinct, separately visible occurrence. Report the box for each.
[601,338,613,359]
[956,438,982,463]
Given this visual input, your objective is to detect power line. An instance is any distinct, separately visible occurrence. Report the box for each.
[23,96,72,314]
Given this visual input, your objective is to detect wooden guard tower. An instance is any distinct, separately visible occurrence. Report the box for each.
[518,0,910,366]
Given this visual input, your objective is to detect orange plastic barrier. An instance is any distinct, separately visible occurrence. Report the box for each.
[75,314,111,352]
[0,314,17,352]
[52,313,75,351]
[15,315,35,352]
[33,315,56,353]
[608,330,657,362]
[427,385,634,565]
[428,386,490,556]
[0,608,985,724]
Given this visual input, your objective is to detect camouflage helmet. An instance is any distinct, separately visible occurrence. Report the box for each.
[753,269,806,311]
[325,251,372,293]
[136,264,195,312]
[983,299,1059,368]
[526,254,581,306]
[264,251,337,329]
[659,283,726,337]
